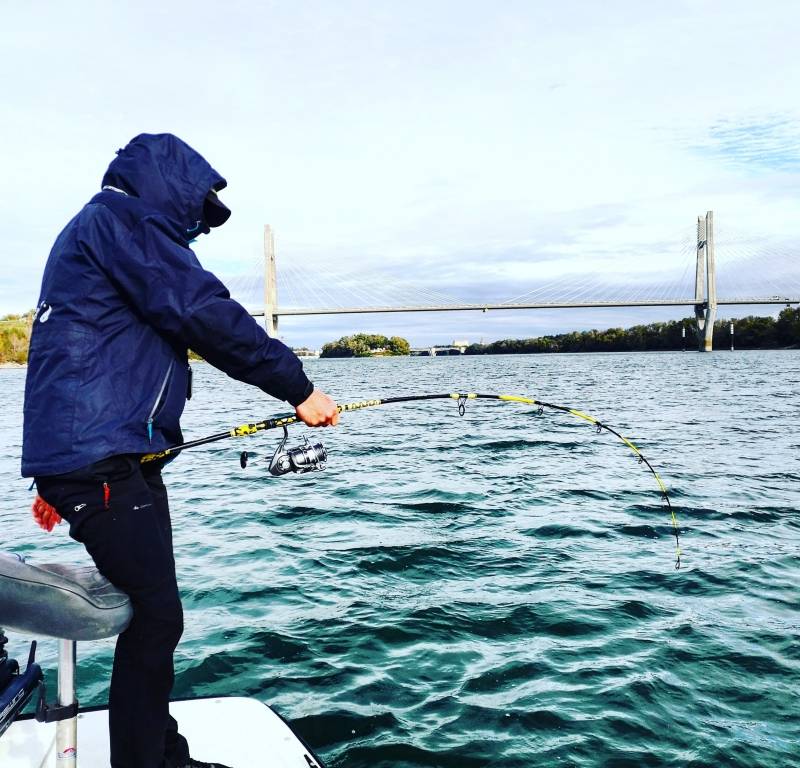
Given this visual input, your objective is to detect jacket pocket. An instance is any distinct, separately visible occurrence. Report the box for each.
[24,325,91,467]
[145,360,175,442]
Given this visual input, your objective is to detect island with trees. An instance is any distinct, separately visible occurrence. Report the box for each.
[320,333,411,358]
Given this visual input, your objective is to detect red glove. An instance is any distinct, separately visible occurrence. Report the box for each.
[32,495,62,532]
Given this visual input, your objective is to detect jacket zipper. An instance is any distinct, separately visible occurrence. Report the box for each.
[146,361,175,442]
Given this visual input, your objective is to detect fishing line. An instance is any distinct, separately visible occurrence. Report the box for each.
[142,393,681,568]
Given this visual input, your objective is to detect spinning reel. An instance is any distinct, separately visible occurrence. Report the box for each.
[240,425,327,476]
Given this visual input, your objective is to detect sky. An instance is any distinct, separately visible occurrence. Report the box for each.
[1,1,799,347]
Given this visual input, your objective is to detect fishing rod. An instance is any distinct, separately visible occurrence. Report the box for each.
[142,392,682,568]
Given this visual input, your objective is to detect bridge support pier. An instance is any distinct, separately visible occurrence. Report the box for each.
[694,210,717,351]
[264,225,279,336]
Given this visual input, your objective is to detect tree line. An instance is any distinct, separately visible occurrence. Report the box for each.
[463,308,800,355]
[0,312,34,364]
[2,309,799,365]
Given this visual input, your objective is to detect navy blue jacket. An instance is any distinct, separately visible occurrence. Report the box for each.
[22,133,312,477]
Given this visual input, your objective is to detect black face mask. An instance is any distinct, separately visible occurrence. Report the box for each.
[185,189,230,242]
[203,188,231,228]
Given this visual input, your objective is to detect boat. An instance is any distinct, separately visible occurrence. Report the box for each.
[0,551,325,767]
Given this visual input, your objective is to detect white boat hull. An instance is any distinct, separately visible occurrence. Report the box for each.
[1,696,323,767]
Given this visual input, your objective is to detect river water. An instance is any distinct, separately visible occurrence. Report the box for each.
[1,351,798,767]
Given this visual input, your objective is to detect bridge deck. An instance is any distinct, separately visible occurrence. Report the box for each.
[251,298,799,317]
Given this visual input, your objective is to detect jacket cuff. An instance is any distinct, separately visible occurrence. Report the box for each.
[287,378,315,407]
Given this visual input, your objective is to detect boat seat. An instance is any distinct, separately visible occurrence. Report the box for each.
[0,552,132,641]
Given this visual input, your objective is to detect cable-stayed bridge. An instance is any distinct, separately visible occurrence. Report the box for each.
[224,212,800,351]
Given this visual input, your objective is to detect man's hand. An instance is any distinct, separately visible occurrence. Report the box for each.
[32,495,62,532]
[295,388,339,427]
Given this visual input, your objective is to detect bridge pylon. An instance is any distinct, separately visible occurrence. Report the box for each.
[264,224,279,336]
[694,210,717,351]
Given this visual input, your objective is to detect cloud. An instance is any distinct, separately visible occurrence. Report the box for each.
[692,116,800,173]
[1,0,799,346]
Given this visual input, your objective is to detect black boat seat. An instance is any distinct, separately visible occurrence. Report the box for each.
[0,552,132,641]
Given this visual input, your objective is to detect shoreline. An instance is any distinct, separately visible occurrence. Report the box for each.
[2,347,800,369]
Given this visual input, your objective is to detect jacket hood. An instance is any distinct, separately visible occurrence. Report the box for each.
[101,133,228,232]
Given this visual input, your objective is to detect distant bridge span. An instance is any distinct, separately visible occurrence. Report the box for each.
[251,297,799,319]
[256,213,800,351]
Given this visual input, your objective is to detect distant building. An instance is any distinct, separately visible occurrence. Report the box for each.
[409,340,469,356]
[292,347,320,358]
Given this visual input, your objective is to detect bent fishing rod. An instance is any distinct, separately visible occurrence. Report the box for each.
[142,392,682,568]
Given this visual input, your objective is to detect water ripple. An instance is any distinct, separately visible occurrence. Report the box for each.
[2,351,800,766]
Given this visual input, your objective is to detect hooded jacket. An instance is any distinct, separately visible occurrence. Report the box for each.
[22,133,313,477]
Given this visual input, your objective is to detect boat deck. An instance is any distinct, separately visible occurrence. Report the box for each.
[1,696,323,767]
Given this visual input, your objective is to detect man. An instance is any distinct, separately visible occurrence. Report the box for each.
[22,133,339,768]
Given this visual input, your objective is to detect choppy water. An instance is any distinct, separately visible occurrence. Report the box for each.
[2,352,799,767]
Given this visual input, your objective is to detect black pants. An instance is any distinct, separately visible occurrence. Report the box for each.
[36,455,190,768]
